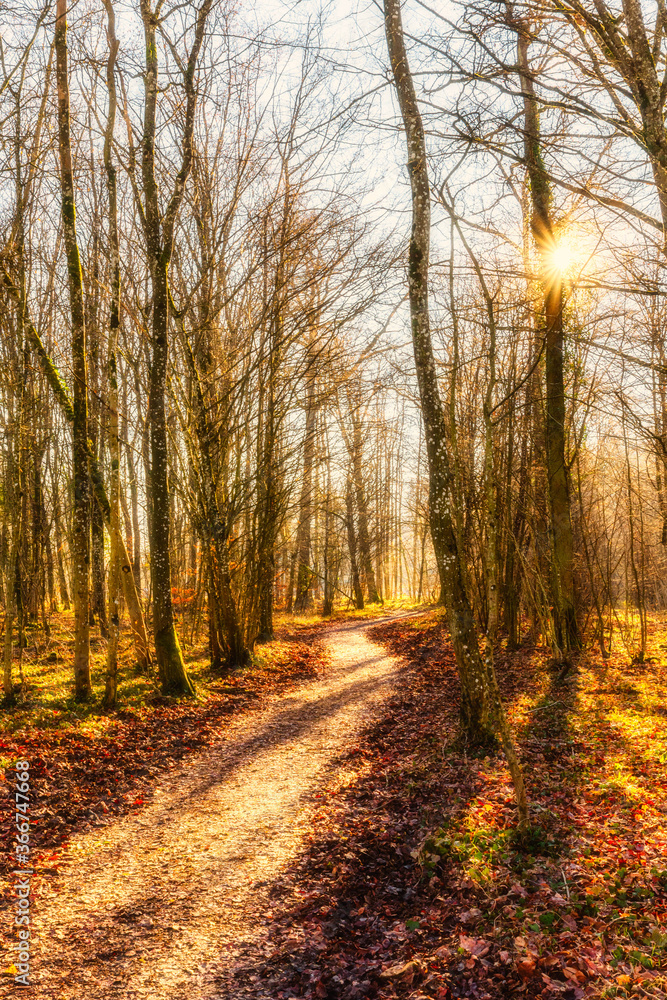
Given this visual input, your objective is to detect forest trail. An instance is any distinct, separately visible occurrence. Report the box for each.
[19,615,417,1000]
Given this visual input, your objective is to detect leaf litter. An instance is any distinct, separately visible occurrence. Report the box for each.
[2,611,666,999]
[223,613,667,1000]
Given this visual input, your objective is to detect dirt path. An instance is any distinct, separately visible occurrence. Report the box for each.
[12,616,414,999]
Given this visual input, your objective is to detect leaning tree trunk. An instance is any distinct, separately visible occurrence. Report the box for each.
[515,23,579,655]
[55,0,91,700]
[383,0,492,743]
[1,265,152,673]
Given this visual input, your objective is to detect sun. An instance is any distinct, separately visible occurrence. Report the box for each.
[550,243,574,274]
[544,224,597,279]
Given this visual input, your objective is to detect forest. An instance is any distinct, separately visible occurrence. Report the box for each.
[1,0,667,997]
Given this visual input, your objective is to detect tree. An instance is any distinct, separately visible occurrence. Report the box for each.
[511,12,580,655]
[135,0,214,695]
[55,0,91,701]
[102,0,121,709]
[383,0,493,743]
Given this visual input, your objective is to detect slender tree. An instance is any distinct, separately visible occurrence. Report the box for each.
[383,0,492,742]
[137,0,213,694]
[55,0,91,700]
[513,14,579,655]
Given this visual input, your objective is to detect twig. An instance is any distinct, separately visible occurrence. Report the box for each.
[560,867,570,901]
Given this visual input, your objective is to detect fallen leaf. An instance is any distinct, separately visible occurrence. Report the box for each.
[516,957,537,981]
[379,959,423,983]
[459,935,489,957]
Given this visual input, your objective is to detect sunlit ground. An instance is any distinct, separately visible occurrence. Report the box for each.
[411,612,667,996]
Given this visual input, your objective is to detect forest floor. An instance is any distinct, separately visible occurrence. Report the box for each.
[1,609,667,999]
[0,610,413,998]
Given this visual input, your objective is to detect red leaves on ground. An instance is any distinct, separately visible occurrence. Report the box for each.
[0,627,326,914]
[221,615,667,999]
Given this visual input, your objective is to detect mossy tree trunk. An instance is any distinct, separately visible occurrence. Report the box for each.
[138,0,213,694]
[383,0,492,743]
[55,0,91,701]
[515,23,579,656]
[102,0,121,709]
[351,411,380,604]
[345,473,365,610]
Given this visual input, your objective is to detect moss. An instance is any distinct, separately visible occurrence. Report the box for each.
[156,625,196,697]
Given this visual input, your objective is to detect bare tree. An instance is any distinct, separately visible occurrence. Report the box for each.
[383,0,493,743]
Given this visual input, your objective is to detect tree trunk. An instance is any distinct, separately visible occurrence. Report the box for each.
[138,0,213,693]
[383,0,492,742]
[127,439,142,595]
[1,266,152,673]
[322,443,334,617]
[345,473,365,609]
[184,337,250,668]
[103,0,121,709]
[56,0,91,700]
[515,23,579,655]
[3,429,21,698]
[285,549,297,613]
[351,412,380,603]
[91,459,108,634]
[53,478,70,609]
[294,378,318,612]
[147,264,192,693]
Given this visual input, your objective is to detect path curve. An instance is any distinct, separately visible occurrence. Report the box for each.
[11,615,416,999]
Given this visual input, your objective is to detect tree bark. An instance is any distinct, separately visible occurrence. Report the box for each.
[345,473,365,610]
[294,377,318,612]
[102,0,121,709]
[383,0,492,742]
[515,22,579,655]
[55,0,91,700]
[351,411,380,603]
[138,0,213,694]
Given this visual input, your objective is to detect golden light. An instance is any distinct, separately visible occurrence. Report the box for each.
[544,227,594,282]
[550,242,574,274]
